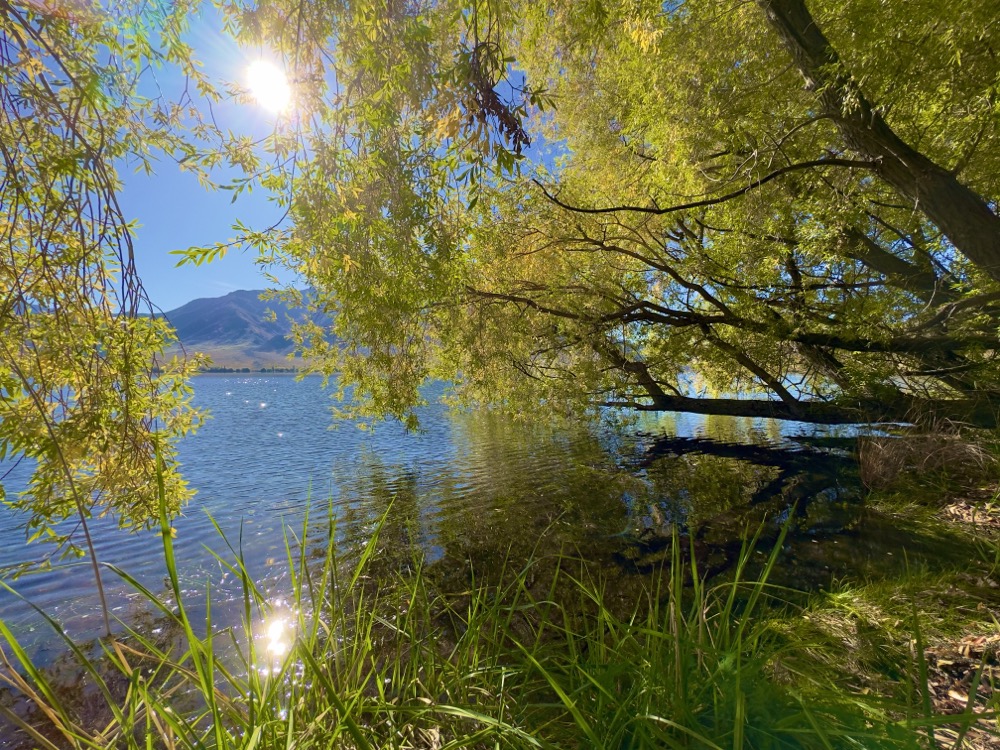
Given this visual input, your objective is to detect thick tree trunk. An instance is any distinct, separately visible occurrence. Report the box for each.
[755,0,1000,282]
[604,393,999,428]
[840,229,953,304]
[788,331,997,353]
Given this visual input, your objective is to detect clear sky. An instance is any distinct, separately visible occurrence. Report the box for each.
[117,7,291,313]
[121,153,285,313]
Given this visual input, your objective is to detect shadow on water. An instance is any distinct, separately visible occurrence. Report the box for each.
[324,414,634,587]
[615,432,985,592]
[323,416,984,604]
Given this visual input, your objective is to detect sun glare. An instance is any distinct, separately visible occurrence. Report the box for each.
[258,612,294,661]
[247,60,291,113]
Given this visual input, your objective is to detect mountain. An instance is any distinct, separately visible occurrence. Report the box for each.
[162,290,325,370]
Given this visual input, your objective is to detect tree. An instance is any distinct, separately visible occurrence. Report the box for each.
[222,0,1000,428]
[0,0,215,624]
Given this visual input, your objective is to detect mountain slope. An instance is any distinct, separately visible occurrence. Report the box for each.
[162,290,323,369]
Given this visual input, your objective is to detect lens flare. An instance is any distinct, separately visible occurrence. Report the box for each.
[264,616,290,657]
[246,60,291,113]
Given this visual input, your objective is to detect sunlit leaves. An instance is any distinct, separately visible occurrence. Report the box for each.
[0,0,209,552]
[238,0,1000,425]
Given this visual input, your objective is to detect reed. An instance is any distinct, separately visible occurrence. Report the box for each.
[0,475,996,748]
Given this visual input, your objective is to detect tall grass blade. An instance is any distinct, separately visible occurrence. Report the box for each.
[911,602,937,750]
[296,643,372,750]
[517,647,602,747]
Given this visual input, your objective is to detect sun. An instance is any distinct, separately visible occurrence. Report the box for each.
[246,60,291,113]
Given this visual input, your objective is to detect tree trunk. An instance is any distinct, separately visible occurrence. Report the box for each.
[840,228,954,304]
[604,393,999,428]
[755,0,1000,282]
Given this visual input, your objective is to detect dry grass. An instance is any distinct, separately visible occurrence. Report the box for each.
[857,432,998,494]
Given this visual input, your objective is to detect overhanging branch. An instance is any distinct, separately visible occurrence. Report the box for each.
[533,158,874,216]
[603,393,999,428]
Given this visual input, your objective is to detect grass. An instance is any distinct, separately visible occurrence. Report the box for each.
[0,481,998,748]
[857,429,1000,504]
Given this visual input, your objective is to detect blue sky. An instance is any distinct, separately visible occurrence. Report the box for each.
[117,7,290,312]
[121,149,285,313]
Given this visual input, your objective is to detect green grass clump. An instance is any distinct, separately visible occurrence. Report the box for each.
[1,482,997,748]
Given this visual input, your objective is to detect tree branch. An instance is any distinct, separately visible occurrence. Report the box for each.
[839,228,954,304]
[532,158,874,216]
[756,0,1000,281]
[603,393,999,427]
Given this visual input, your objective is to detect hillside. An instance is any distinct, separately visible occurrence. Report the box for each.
[162,290,323,370]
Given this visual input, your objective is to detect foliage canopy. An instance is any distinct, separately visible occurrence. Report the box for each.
[237,0,1000,428]
[0,0,216,556]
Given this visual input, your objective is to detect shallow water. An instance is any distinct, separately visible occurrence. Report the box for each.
[0,374,967,661]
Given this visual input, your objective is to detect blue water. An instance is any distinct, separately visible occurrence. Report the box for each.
[0,374,873,659]
[0,376,629,653]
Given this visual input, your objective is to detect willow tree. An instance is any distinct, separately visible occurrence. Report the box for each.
[0,0,215,624]
[240,0,1000,427]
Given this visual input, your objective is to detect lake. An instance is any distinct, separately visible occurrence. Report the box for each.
[0,374,969,661]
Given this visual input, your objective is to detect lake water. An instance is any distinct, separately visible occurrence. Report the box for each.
[0,375,969,661]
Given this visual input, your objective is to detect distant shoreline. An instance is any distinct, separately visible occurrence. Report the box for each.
[152,366,308,375]
[197,366,301,374]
